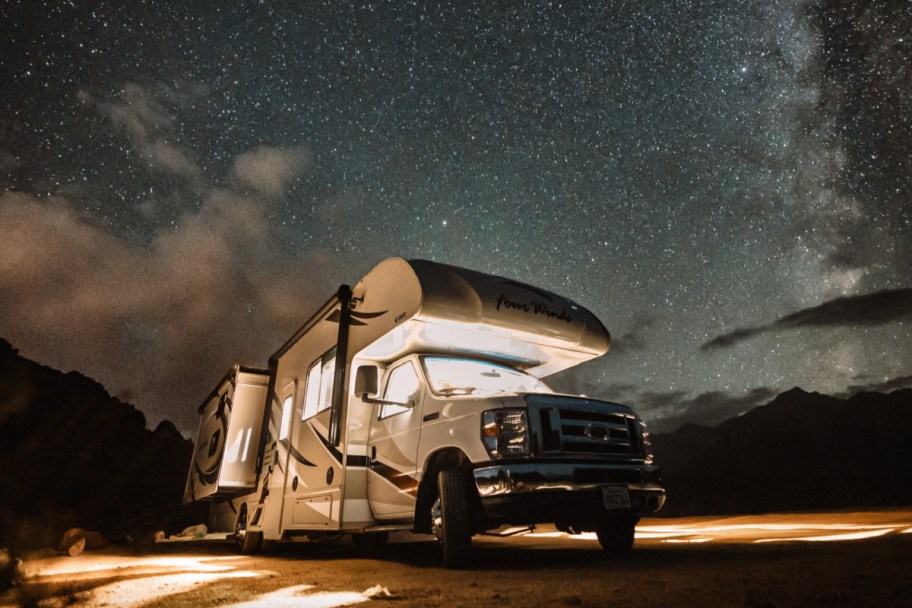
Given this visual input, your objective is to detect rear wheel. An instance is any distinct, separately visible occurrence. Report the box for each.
[431,468,473,568]
[596,518,636,555]
[235,505,263,555]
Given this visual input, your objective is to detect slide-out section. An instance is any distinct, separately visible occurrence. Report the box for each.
[183,366,269,503]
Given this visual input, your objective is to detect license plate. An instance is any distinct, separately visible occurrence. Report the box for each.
[601,485,631,510]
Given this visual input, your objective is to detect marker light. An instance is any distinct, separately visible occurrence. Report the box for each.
[639,419,654,465]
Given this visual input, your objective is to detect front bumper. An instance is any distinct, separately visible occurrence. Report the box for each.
[473,462,666,524]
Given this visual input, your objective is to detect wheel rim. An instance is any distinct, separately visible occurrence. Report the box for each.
[431,497,443,541]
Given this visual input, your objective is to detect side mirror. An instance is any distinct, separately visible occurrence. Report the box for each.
[355,365,379,397]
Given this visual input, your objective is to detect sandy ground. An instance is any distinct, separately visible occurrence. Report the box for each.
[4,509,912,607]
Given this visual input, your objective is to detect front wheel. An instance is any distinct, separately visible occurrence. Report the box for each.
[596,518,636,555]
[431,468,473,568]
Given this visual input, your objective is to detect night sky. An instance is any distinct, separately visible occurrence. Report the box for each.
[2,1,911,434]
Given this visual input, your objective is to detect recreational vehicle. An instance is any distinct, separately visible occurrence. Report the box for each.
[184,258,665,567]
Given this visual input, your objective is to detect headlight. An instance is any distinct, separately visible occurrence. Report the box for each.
[638,419,654,465]
[482,409,530,459]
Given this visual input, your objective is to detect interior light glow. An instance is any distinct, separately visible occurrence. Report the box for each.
[224,428,242,463]
[358,319,558,371]
[241,427,252,463]
[420,321,526,361]
[424,357,551,396]
[279,396,292,440]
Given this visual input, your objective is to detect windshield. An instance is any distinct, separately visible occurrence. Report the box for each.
[421,357,552,397]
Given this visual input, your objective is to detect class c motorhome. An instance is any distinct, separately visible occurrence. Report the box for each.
[184,258,665,567]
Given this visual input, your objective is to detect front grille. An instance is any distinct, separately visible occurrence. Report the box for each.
[527,395,642,458]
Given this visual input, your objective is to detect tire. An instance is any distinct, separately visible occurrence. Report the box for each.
[596,519,636,555]
[431,468,473,568]
[235,505,263,555]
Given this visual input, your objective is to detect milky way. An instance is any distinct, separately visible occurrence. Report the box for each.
[2,1,910,433]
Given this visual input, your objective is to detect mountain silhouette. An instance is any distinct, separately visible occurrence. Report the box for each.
[651,387,912,516]
[0,338,202,551]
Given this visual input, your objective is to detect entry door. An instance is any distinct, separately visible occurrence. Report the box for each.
[367,360,424,519]
[282,350,342,530]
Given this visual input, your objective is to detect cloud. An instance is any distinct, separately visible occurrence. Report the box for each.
[2,83,324,433]
[645,387,779,433]
[609,316,656,355]
[702,288,912,351]
[231,145,312,200]
[0,149,23,191]
[102,83,174,141]
[842,374,912,396]
[149,141,203,183]
[0,190,326,432]
[98,83,203,183]
[0,149,21,172]
[636,390,689,413]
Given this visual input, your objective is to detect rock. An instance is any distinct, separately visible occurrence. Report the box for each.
[178,524,207,538]
[67,537,86,557]
[1,548,24,591]
[363,584,392,599]
[130,530,166,549]
[58,528,110,554]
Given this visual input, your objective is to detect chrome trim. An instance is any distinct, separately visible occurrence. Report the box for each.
[473,462,664,497]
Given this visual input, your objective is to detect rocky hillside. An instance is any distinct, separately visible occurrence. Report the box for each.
[0,338,201,551]
[651,387,912,516]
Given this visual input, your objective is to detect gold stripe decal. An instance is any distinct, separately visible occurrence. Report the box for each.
[370,461,419,496]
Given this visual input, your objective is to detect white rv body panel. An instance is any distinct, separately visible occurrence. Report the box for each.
[350,258,610,375]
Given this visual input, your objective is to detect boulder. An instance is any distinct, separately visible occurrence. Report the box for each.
[58,528,110,555]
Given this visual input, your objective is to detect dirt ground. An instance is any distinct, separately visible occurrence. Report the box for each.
[4,509,912,608]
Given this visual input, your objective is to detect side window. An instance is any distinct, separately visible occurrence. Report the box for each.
[303,348,337,420]
[380,362,420,419]
[302,361,322,420]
